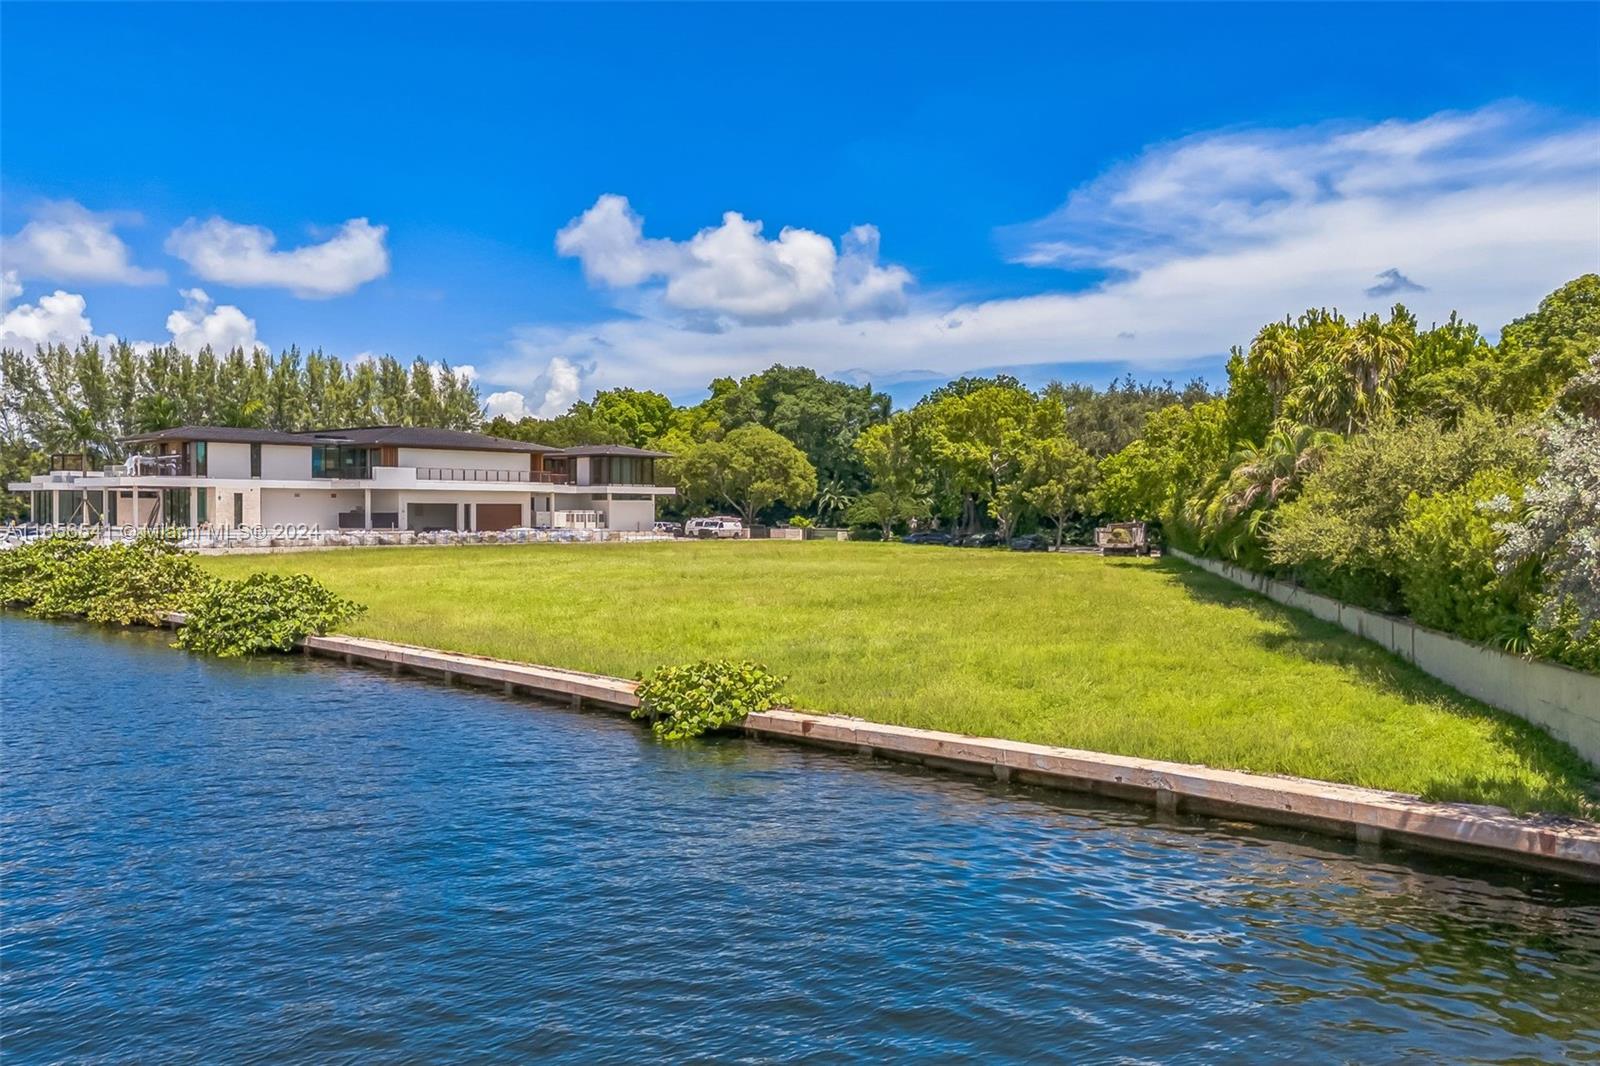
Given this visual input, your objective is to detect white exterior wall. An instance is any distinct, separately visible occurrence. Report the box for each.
[397,447,527,474]
[260,444,311,479]
[205,485,262,528]
[574,457,593,486]
[601,497,655,531]
[207,442,252,478]
[261,487,352,528]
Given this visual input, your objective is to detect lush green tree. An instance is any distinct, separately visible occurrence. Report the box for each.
[1267,409,1539,610]
[697,364,889,495]
[1492,273,1600,413]
[845,487,929,539]
[1094,400,1230,535]
[1042,375,1215,458]
[674,424,817,524]
[584,388,676,447]
[923,384,1039,533]
[1020,433,1098,547]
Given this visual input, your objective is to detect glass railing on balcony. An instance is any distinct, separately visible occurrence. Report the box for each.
[413,466,572,484]
[116,455,191,476]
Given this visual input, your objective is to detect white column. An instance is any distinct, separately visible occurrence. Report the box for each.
[363,488,372,530]
[192,486,200,530]
[520,497,531,527]
[456,501,465,532]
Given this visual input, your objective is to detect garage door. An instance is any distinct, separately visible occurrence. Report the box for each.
[475,503,522,532]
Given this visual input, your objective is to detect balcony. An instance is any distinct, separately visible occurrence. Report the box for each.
[118,455,191,477]
[413,466,573,485]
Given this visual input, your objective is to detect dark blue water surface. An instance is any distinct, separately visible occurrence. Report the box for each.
[4,616,1599,1063]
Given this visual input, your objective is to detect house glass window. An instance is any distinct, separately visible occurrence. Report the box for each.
[233,493,244,526]
[312,445,372,479]
[250,443,262,478]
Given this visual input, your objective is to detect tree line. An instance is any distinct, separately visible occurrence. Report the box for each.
[1,343,481,508]
[4,275,1594,669]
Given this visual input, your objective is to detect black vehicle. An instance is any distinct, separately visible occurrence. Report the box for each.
[1008,533,1051,552]
[901,530,954,546]
[955,531,1004,548]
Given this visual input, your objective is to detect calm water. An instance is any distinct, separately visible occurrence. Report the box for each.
[3,617,1599,1063]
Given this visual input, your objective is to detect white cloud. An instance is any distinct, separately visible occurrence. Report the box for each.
[485,104,1599,396]
[482,350,587,418]
[0,276,113,352]
[1,200,164,285]
[165,216,389,298]
[536,356,583,416]
[556,194,912,326]
[484,390,529,420]
[164,288,265,354]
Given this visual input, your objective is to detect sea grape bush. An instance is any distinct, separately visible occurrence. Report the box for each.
[633,659,787,740]
[175,573,365,658]
[0,534,363,657]
[0,534,204,623]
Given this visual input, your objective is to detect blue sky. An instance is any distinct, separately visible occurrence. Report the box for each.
[3,3,1597,412]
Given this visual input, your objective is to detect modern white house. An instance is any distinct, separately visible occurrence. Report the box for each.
[9,426,675,533]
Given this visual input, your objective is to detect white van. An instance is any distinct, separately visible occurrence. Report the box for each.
[685,516,744,539]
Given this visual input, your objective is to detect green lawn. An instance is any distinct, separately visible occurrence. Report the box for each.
[202,541,1596,814]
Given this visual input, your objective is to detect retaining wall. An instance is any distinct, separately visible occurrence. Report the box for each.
[1169,549,1600,767]
[181,618,1595,881]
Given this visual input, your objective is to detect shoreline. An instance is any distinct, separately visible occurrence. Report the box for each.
[151,614,1600,883]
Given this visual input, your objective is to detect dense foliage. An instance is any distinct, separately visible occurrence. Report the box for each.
[175,572,365,658]
[0,534,204,623]
[1087,274,1600,671]
[0,342,480,518]
[632,659,788,740]
[0,534,363,656]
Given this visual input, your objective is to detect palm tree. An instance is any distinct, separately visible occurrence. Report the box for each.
[815,478,853,526]
[1193,423,1340,557]
[1341,313,1412,432]
[1250,320,1302,418]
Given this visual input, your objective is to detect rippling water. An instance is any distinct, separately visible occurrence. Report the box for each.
[3,615,1599,1062]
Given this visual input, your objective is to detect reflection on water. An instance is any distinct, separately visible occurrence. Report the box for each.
[3,615,1598,1062]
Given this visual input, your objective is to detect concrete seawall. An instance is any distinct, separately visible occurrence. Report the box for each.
[179,618,1597,882]
[1168,549,1600,768]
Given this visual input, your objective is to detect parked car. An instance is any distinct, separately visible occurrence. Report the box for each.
[685,516,744,539]
[901,530,954,546]
[954,531,1004,548]
[653,520,683,536]
[1008,533,1051,552]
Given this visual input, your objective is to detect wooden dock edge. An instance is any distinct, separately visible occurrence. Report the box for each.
[159,615,1600,881]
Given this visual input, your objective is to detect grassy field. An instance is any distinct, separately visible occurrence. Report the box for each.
[203,541,1596,814]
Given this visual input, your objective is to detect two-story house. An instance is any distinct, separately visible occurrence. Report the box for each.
[10,425,675,533]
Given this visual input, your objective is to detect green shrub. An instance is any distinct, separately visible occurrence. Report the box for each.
[0,534,96,611]
[632,659,787,740]
[0,534,204,624]
[1395,471,1538,649]
[787,515,815,528]
[176,573,365,658]
[1529,598,1600,674]
[89,538,207,625]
